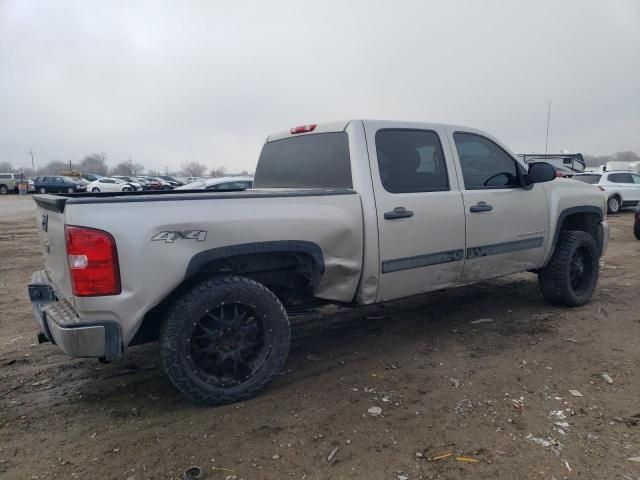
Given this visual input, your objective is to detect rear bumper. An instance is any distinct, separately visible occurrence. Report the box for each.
[28,270,122,360]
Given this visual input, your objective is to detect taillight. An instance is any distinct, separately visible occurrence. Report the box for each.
[290,124,317,134]
[65,225,120,296]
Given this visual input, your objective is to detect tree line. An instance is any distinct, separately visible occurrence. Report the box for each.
[0,154,249,178]
[583,151,639,168]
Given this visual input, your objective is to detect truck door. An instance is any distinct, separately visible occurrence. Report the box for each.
[448,130,550,282]
[364,123,466,302]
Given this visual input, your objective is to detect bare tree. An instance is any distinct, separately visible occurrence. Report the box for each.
[184,162,208,177]
[209,166,227,178]
[38,161,68,175]
[80,153,109,175]
[0,161,14,172]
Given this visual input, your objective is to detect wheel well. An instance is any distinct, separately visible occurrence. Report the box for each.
[131,250,323,346]
[557,211,603,254]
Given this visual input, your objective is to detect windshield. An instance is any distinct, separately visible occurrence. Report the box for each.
[573,174,601,184]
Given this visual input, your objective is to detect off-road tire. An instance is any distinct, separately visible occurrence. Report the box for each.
[607,195,621,214]
[538,231,599,307]
[160,275,291,405]
[0,185,8,195]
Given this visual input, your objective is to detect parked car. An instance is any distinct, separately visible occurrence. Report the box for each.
[28,120,609,405]
[87,177,136,193]
[34,176,87,194]
[27,178,36,193]
[84,174,105,182]
[138,176,171,190]
[175,176,253,191]
[635,204,640,240]
[158,175,184,186]
[111,176,143,191]
[572,171,640,214]
[0,172,25,194]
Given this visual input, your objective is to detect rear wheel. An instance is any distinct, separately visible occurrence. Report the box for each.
[607,195,621,214]
[160,275,291,405]
[122,186,132,192]
[634,218,640,240]
[0,185,8,195]
[538,231,599,306]
[39,187,46,194]
[67,187,75,193]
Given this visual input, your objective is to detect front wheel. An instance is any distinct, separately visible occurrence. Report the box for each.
[67,187,75,193]
[607,195,621,214]
[160,275,291,405]
[91,187,100,192]
[39,187,46,194]
[0,185,8,195]
[634,219,640,240]
[538,231,599,307]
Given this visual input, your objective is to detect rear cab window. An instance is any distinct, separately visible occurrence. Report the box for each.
[254,133,352,189]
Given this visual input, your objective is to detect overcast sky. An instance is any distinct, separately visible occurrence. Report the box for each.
[1,0,638,174]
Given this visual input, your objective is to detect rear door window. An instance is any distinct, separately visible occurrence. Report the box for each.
[375,129,449,193]
[608,173,633,183]
[254,133,352,189]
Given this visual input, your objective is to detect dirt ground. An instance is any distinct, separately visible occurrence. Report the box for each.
[0,195,638,480]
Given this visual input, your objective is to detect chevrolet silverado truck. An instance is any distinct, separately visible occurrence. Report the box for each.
[28,120,609,404]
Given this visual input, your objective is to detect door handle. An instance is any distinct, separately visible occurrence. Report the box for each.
[384,207,414,220]
[469,201,493,213]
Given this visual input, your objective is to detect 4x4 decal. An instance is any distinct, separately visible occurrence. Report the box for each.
[151,230,207,243]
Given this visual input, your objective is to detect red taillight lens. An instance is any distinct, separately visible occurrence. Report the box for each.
[290,124,317,134]
[65,225,120,296]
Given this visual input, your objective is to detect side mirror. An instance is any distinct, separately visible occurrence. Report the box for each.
[527,162,556,184]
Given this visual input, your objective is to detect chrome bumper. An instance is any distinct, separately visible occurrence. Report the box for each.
[28,270,122,360]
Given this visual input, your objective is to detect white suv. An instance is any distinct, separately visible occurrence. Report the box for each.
[573,171,640,214]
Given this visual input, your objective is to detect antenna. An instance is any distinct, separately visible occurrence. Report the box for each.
[544,100,552,155]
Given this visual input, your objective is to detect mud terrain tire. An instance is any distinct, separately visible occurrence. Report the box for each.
[160,275,290,405]
[538,231,599,307]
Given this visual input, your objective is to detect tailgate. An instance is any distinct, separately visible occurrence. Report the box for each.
[33,195,73,300]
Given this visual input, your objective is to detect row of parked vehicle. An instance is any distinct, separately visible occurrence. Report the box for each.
[0,173,255,194]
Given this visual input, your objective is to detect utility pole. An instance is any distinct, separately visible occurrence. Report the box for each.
[30,150,35,174]
[544,99,552,155]
[129,156,133,175]
[68,160,73,172]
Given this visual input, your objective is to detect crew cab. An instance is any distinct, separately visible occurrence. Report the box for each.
[28,120,609,404]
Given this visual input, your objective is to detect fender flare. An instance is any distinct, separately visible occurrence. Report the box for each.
[184,240,325,280]
[546,206,604,263]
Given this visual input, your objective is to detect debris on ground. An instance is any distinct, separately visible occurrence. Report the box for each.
[183,466,203,479]
[601,373,614,384]
[428,452,453,461]
[367,406,382,416]
[327,447,339,463]
[470,318,494,324]
[568,390,583,397]
[456,456,479,463]
[627,457,640,463]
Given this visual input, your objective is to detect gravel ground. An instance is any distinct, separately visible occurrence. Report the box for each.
[0,195,638,480]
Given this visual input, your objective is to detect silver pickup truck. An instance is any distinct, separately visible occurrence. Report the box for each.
[28,120,609,404]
